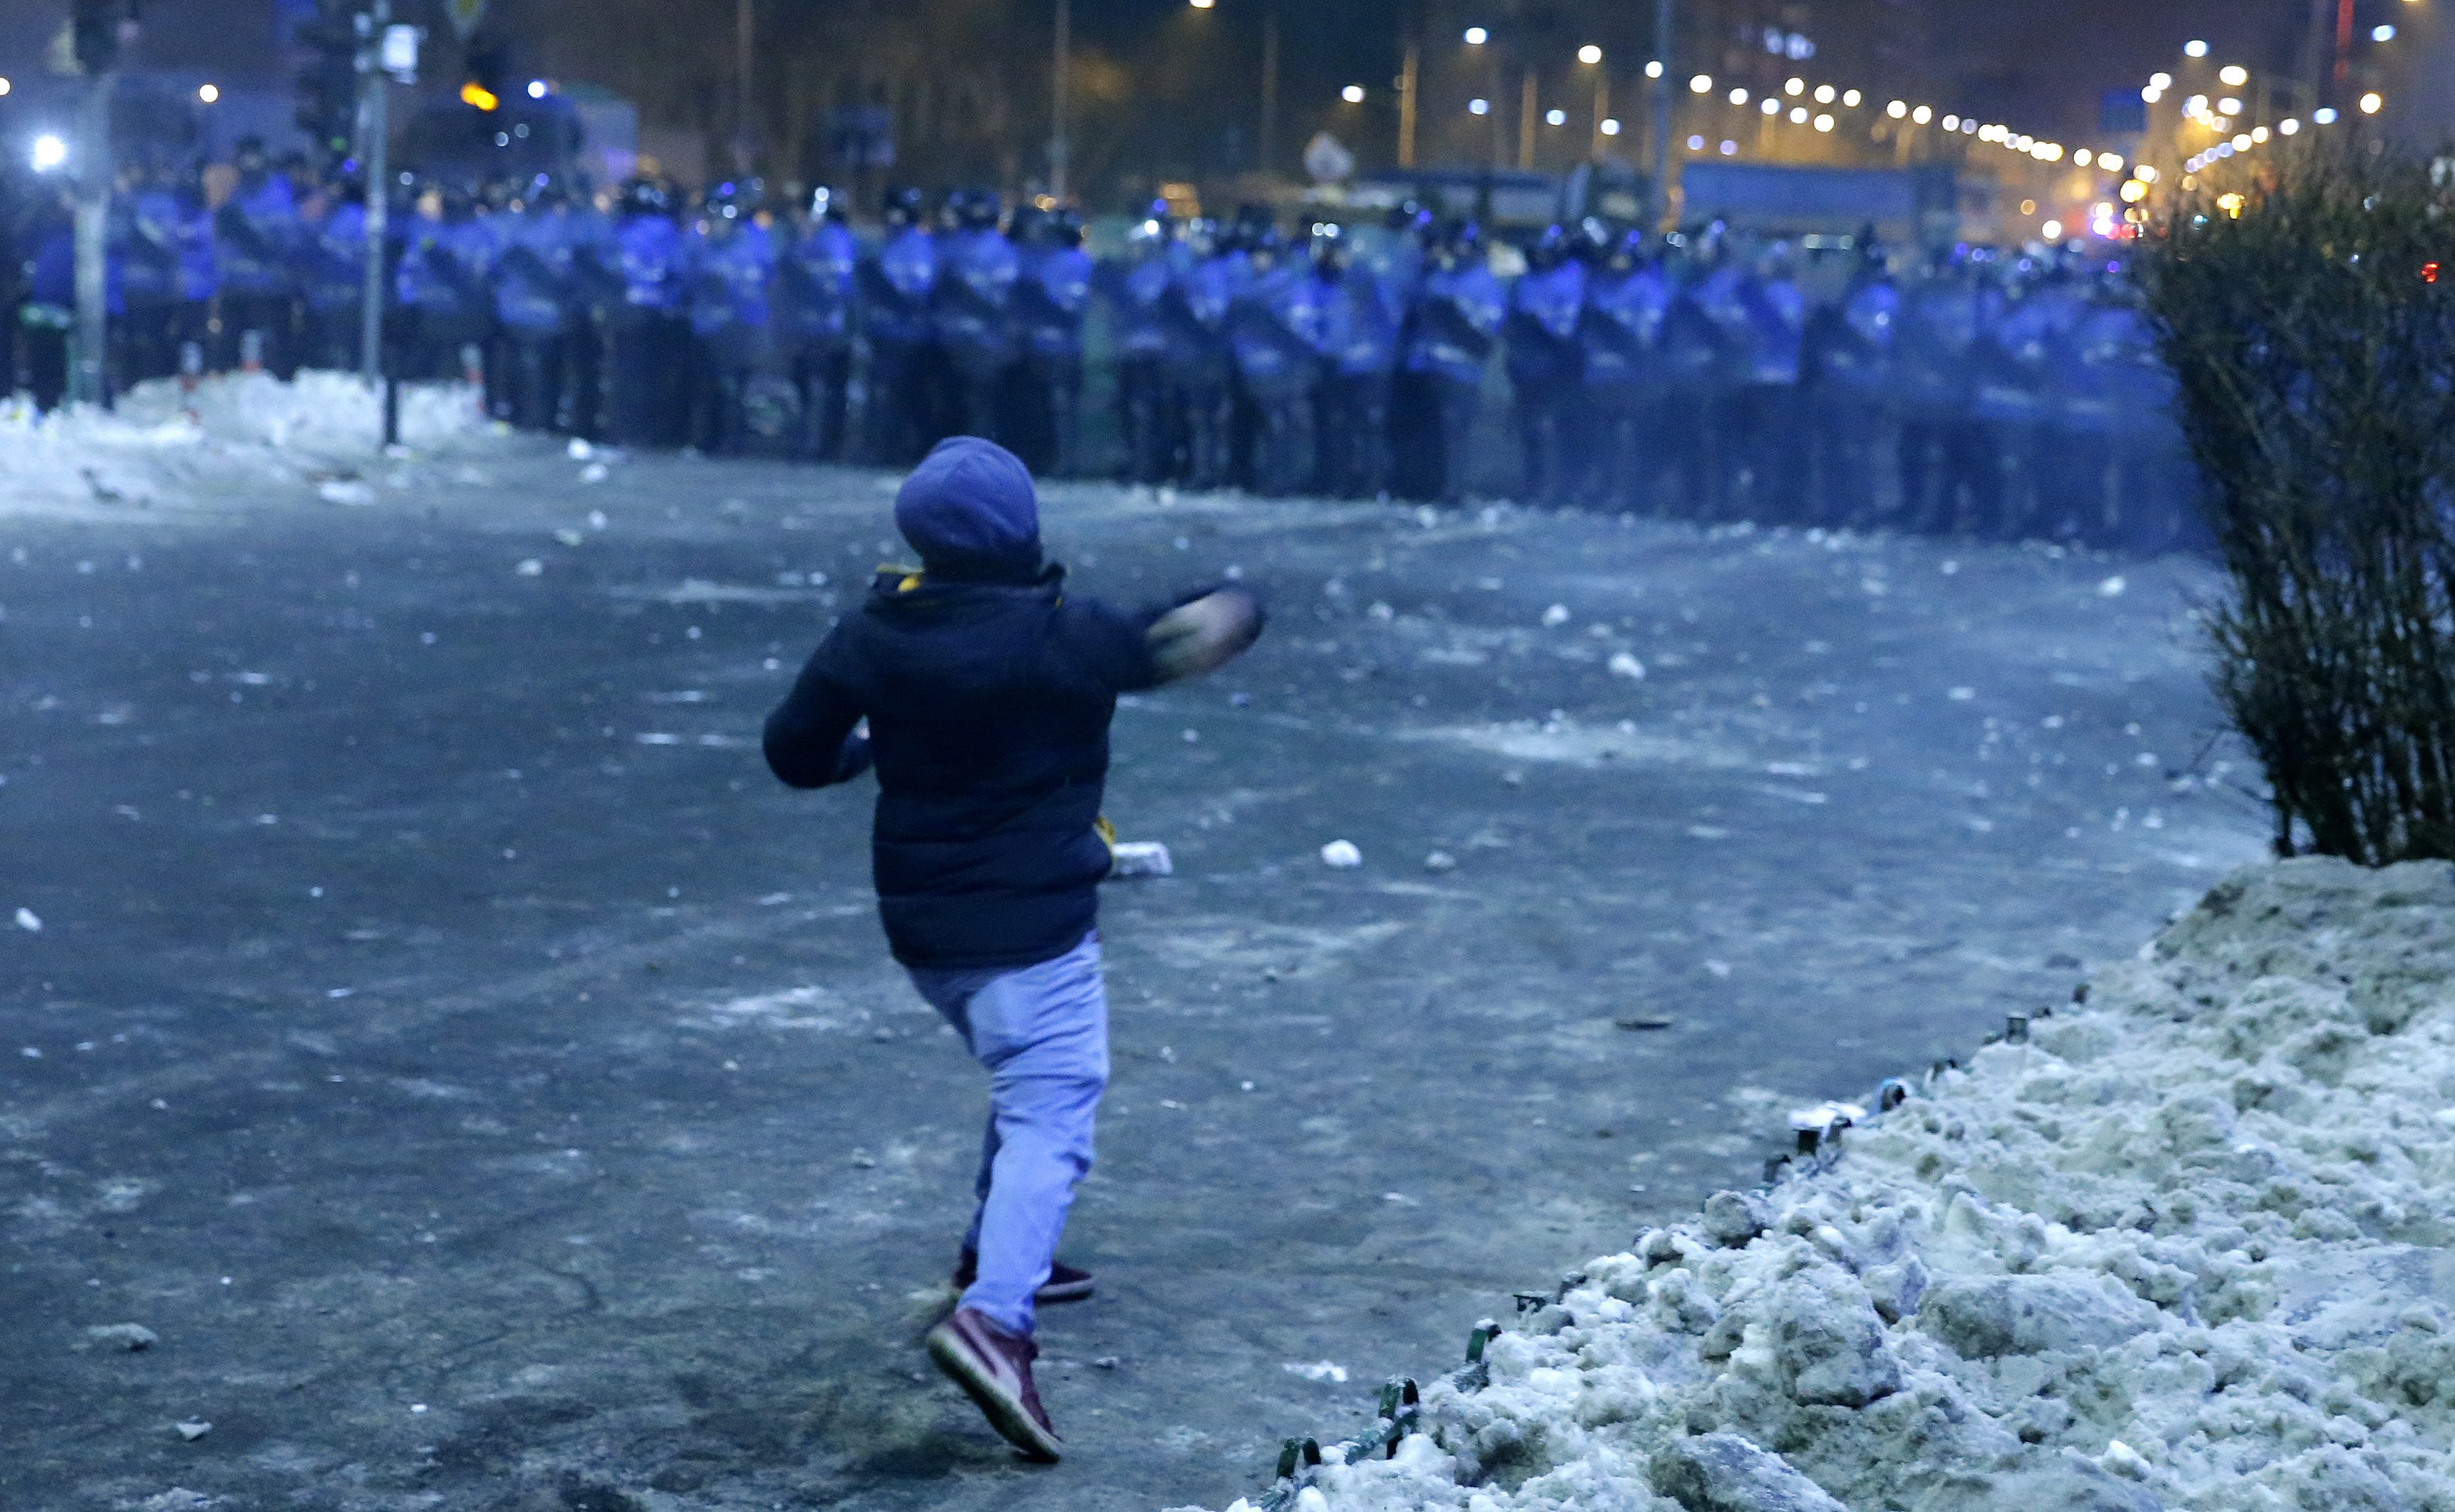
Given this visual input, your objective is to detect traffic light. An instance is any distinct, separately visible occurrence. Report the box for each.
[295,0,363,162]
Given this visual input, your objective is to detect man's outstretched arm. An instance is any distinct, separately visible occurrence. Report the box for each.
[763,639,873,789]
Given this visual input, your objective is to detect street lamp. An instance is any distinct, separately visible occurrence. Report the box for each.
[1342,84,1365,103]
[1464,26,1486,44]
[1577,44,1601,64]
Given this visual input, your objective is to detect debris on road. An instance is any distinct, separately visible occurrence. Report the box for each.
[85,1323,158,1351]
[173,1420,212,1442]
[1320,840,1364,869]
[1109,841,1175,879]
[15,907,40,932]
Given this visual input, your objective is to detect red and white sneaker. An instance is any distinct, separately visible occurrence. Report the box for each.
[925,1307,1062,1462]
[953,1247,1096,1305]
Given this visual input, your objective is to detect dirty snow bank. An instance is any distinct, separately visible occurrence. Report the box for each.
[1,370,490,519]
[1221,858,2455,1512]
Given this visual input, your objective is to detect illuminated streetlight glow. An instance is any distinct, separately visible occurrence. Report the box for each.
[2075,150,2095,168]
[1729,87,1749,105]
[1885,99,1907,118]
[2184,39,2208,57]
[1341,84,1365,103]
[1941,114,1958,130]
[2232,132,2251,150]
[0,78,11,96]
[2100,153,2123,172]
[1600,118,1622,135]
[1721,139,1738,154]
[2278,117,2301,135]
[2217,96,2241,115]
[1689,73,1713,93]
[1760,98,1780,116]
[1911,104,1932,124]
[527,80,548,99]
[2250,125,2268,143]
[2218,64,2248,87]
[1463,26,1486,44]
[2042,219,2063,240]
[1813,112,1834,132]
[1643,60,1663,79]
[1785,78,1805,96]
[1789,106,1809,124]
[1686,134,1705,150]
[1468,97,1490,115]
[1813,83,1834,104]
[2314,107,2339,124]
[1188,0,1213,9]
[1841,89,1861,107]
[2373,24,2395,41]
[1544,107,1566,125]
[198,83,220,103]
[31,133,66,172]
[1577,44,1602,64]
[2150,72,2172,90]
[2360,91,2384,114]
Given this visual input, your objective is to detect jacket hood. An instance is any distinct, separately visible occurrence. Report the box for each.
[893,436,1042,581]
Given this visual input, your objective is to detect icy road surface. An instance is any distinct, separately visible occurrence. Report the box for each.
[0,439,2267,1511]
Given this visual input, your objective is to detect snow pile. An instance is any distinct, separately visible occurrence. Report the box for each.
[0,370,489,519]
[1224,858,2455,1512]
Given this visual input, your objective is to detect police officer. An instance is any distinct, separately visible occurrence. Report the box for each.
[1400,219,1504,505]
[932,189,1020,445]
[112,163,183,384]
[394,182,492,384]
[857,186,940,465]
[1226,222,1328,497]
[1104,208,1180,485]
[494,179,582,431]
[1578,228,1670,513]
[607,177,686,447]
[1805,244,1900,530]
[1015,206,1092,477]
[301,174,371,373]
[679,182,775,455]
[215,137,302,376]
[1321,209,1416,498]
[1163,218,1240,491]
[1505,224,1587,507]
[776,186,857,460]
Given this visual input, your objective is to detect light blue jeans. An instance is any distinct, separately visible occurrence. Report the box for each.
[905,930,1109,1338]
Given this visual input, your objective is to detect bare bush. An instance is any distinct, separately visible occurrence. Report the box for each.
[2133,143,2455,863]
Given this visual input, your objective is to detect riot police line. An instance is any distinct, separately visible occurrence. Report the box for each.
[8,154,2202,553]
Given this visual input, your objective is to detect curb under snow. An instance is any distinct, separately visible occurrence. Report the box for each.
[1199,857,2455,1512]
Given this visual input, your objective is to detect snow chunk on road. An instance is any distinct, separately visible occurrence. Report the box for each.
[1240,858,2455,1512]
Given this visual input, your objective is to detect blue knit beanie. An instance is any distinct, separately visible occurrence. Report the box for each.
[893,436,1042,579]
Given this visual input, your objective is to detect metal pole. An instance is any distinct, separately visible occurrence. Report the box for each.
[1517,66,1535,171]
[1650,0,1673,230]
[1051,0,1070,201]
[1398,42,1418,169]
[737,0,756,170]
[1592,71,1609,162]
[360,0,390,385]
[1260,7,1279,176]
[71,71,113,407]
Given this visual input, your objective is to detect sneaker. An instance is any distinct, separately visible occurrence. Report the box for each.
[952,1248,1096,1305]
[925,1307,1062,1462]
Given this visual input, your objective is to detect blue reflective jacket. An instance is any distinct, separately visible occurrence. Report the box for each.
[397,215,490,320]
[306,201,370,312]
[495,208,576,333]
[1106,255,1174,361]
[778,219,859,342]
[215,174,299,296]
[115,190,182,306]
[683,221,776,335]
[862,226,939,346]
[616,213,683,311]
[1332,259,1404,377]
[1580,264,1670,391]
[934,227,1020,368]
[1506,260,1586,388]
[1406,260,1503,386]
[1019,244,1091,361]
[1229,259,1327,392]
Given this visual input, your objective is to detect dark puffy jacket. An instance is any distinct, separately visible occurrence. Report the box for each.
[763,567,1165,970]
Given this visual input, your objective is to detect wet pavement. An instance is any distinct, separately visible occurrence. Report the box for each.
[1,444,2267,1511]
